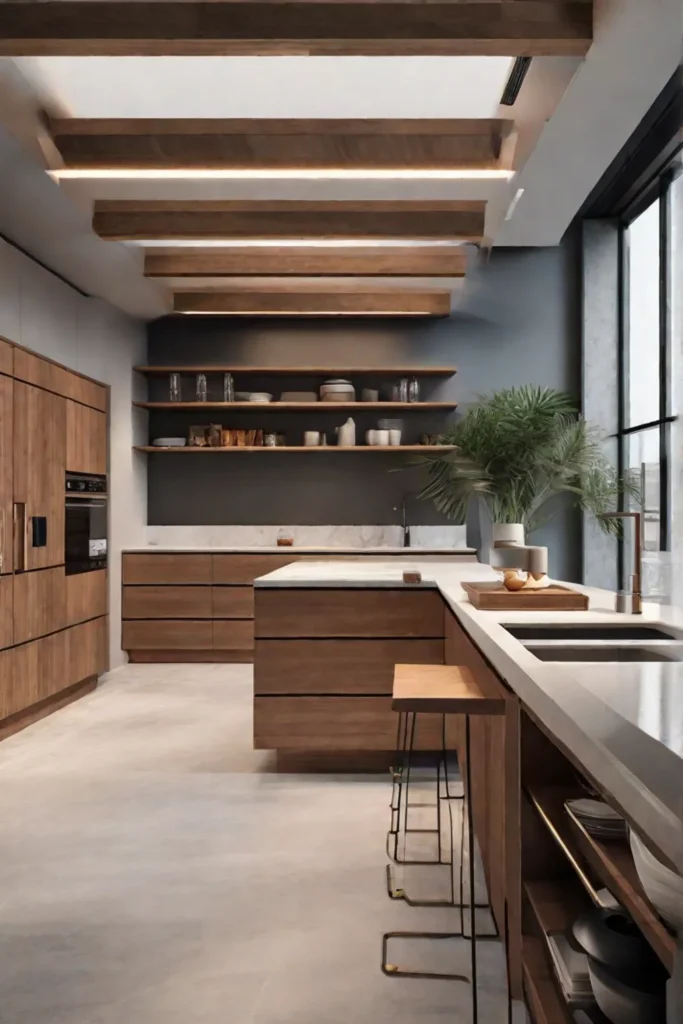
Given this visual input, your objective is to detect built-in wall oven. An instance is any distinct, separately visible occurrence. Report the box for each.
[65,473,108,575]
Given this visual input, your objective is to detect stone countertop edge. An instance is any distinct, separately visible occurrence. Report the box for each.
[252,559,683,873]
[123,547,478,555]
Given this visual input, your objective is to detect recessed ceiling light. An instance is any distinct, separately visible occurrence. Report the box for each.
[50,167,514,182]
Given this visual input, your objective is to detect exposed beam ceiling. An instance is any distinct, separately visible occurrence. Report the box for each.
[144,246,469,279]
[49,118,514,171]
[173,290,452,316]
[93,200,486,241]
[0,2,594,57]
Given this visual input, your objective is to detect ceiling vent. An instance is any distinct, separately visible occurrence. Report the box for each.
[500,58,532,106]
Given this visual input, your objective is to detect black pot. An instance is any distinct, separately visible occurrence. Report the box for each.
[572,907,666,985]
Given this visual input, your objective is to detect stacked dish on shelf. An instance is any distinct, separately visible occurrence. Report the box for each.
[320,379,355,402]
[629,829,683,932]
[546,934,593,1004]
[565,799,628,840]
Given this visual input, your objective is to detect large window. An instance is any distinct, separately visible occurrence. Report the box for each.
[619,167,680,580]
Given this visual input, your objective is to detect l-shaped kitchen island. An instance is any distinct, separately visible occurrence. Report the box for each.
[254,558,683,1020]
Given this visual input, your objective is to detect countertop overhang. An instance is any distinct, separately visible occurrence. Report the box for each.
[123,546,477,555]
[255,558,683,872]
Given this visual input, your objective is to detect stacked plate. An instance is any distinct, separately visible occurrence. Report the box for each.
[547,934,593,1003]
[630,829,683,932]
[566,799,627,840]
[247,392,273,403]
[320,379,355,402]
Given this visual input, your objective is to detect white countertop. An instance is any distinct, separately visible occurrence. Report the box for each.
[124,547,477,555]
[256,558,683,872]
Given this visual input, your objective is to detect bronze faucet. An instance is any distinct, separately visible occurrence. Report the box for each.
[599,511,643,614]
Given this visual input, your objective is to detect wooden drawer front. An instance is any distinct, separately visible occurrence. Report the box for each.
[0,575,13,649]
[64,375,108,413]
[123,585,212,619]
[123,553,212,585]
[254,638,444,695]
[213,619,254,650]
[67,617,107,685]
[254,696,446,751]
[66,569,107,627]
[13,567,66,645]
[1,629,68,720]
[255,588,445,639]
[212,586,254,619]
[122,619,213,650]
[0,338,12,375]
[13,347,71,395]
[212,553,296,584]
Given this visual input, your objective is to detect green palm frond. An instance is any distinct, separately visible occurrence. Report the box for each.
[416,386,640,533]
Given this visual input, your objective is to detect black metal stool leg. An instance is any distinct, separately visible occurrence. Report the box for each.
[465,714,478,1024]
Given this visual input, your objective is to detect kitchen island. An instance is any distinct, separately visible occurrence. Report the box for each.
[254,558,683,1018]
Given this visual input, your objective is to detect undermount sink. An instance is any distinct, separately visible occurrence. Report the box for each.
[526,645,682,663]
[504,624,678,642]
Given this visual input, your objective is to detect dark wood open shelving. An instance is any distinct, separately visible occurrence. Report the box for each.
[522,936,573,1024]
[526,784,675,974]
[134,365,457,377]
[135,400,457,411]
[135,444,455,454]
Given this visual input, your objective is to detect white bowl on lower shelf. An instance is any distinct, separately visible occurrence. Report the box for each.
[152,437,186,447]
[629,829,683,932]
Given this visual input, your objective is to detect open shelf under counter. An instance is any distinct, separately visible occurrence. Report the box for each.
[135,445,456,454]
[522,937,574,1024]
[135,401,457,412]
[134,365,457,377]
[525,784,676,974]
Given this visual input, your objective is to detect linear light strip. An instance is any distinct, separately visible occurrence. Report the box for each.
[177,309,438,316]
[50,167,513,181]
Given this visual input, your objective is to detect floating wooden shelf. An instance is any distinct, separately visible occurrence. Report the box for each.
[522,936,572,1024]
[134,401,457,412]
[135,445,454,454]
[134,365,457,377]
[526,785,675,974]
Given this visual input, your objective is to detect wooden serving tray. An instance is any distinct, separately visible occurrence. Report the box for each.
[462,581,589,611]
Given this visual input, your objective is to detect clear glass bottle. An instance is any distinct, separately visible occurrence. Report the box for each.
[408,376,420,403]
[399,378,409,402]
[223,373,234,403]
[169,373,181,402]
[196,373,208,402]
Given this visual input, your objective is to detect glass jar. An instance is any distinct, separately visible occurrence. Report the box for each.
[196,373,208,402]
[223,373,234,403]
[169,373,181,402]
[399,378,409,402]
[408,376,420,403]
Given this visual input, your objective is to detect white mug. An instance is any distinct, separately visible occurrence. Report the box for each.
[304,431,320,447]
[389,429,402,446]
[375,429,389,446]
[365,429,377,446]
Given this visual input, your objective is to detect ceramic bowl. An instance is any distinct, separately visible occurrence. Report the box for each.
[630,829,683,931]
[587,956,666,1024]
[247,393,273,403]
[572,908,661,982]
[152,437,186,447]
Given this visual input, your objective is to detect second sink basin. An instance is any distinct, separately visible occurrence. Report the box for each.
[527,645,682,663]
[504,624,678,642]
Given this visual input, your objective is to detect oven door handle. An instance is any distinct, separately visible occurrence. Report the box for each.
[66,501,106,509]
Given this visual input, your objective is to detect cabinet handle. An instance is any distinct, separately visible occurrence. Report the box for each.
[13,503,27,572]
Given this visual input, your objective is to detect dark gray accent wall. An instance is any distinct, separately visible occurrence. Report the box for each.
[146,240,582,579]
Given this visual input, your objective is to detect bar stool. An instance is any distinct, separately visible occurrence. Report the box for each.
[381,663,507,1024]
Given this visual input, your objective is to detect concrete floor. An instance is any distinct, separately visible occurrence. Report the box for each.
[0,664,511,1023]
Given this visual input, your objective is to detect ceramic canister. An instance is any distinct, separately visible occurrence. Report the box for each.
[304,431,320,447]
[365,430,377,446]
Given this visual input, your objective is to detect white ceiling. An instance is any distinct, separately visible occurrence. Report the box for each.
[9,56,514,119]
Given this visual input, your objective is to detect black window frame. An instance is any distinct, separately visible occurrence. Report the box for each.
[616,161,680,585]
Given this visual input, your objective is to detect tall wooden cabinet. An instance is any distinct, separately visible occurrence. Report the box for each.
[0,335,109,740]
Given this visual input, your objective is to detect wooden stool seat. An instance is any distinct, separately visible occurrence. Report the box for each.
[392,664,505,716]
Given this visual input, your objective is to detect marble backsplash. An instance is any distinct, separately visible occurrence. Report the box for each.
[145,524,469,549]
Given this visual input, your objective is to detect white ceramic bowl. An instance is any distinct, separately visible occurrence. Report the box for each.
[629,830,683,931]
[152,437,186,447]
[247,393,273,403]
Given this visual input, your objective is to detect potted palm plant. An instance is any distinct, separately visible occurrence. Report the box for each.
[419,386,638,546]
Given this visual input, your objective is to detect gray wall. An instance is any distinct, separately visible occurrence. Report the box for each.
[147,240,582,579]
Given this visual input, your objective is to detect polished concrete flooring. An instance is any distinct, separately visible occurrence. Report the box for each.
[0,664,511,1023]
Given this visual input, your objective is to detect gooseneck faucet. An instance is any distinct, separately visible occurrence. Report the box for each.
[599,511,643,614]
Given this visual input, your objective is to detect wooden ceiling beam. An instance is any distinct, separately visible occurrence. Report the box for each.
[50,118,512,170]
[0,3,594,57]
[172,290,452,316]
[93,200,486,242]
[144,246,469,279]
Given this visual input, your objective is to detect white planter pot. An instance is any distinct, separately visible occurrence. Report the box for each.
[492,523,525,547]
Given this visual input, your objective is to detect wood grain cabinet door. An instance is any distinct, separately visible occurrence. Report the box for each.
[0,575,13,650]
[123,553,212,585]
[66,399,107,475]
[123,585,212,619]
[13,567,66,645]
[66,569,107,627]
[0,372,12,574]
[13,381,66,570]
